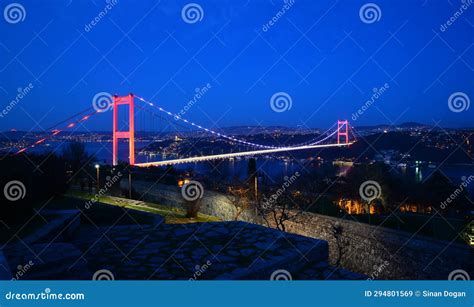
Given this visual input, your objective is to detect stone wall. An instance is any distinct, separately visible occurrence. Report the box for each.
[122,179,473,280]
[120,180,258,222]
[282,212,473,280]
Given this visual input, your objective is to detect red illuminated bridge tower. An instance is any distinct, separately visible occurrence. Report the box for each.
[337,120,349,144]
[112,94,135,166]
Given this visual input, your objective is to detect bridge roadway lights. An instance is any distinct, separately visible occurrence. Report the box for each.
[134,142,354,168]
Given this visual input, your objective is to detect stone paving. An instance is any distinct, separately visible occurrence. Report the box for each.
[71,221,329,280]
[1,203,364,280]
[2,242,89,280]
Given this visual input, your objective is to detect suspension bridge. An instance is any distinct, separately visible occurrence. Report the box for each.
[14,93,356,166]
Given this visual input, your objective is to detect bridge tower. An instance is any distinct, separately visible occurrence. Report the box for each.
[112,94,135,166]
[337,120,349,144]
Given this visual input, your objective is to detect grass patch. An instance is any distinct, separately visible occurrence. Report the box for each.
[65,190,220,224]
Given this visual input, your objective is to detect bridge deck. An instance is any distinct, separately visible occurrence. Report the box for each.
[134,142,354,167]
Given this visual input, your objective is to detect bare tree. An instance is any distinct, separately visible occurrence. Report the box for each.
[257,193,300,232]
[226,186,252,221]
[328,222,350,266]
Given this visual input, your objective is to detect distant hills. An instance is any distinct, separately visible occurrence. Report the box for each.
[1,122,472,138]
[354,122,432,130]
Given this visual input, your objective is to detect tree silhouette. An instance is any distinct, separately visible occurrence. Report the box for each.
[62,141,94,183]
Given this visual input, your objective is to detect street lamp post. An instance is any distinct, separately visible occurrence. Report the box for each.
[128,171,132,199]
[95,164,100,192]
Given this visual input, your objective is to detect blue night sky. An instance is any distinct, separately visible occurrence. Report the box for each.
[0,0,473,131]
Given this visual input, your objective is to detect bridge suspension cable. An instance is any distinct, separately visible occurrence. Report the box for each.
[133,94,344,149]
[15,109,101,154]
[134,94,279,149]
[136,102,340,147]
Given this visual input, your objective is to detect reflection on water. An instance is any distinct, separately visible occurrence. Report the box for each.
[415,166,422,182]
[29,141,474,196]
